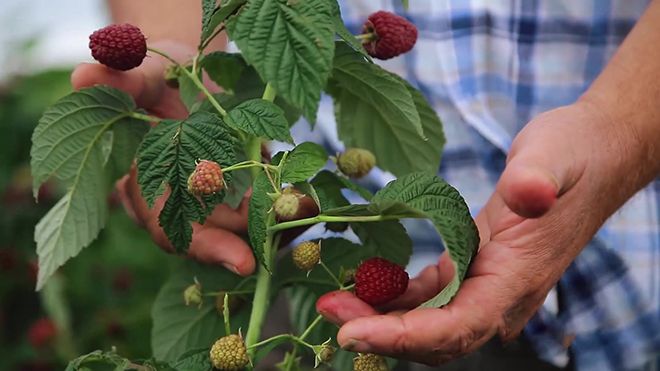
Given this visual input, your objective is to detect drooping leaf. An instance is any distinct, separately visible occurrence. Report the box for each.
[136,111,236,252]
[351,221,412,266]
[228,99,293,143]
[329,43,444,176]
[201,51,247,92]
[370,173,479,306]
[248,171,275,269]
[151,261,252,362]
[280,142,328,183]
[30,86,146,290]
[226,0,335,122]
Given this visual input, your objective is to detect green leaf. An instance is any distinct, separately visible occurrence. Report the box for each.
[136,111,236,252]
[30,86,146,290]
[280,142,328,183]
[201,52,247,92]
[370,173,479,307]
[65,350,131,371]
[329,43,443,176]
[310,170,350,211]
[201,0,247,44]
[351,221,412,266]
[228,99,293,143]
[248,171,274,269]
[152,261,251,361]
[226,0,335,121]
[195,68,302,126]
[396,74,446,169]
[329,0,372,61]
[201,0,217,40]
[169,349,213,370]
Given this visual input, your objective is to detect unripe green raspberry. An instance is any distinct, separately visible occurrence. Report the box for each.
[273,189,301,221]
[183,280,203,308]
[209,334,250,370]
[353,353,388,371]
[292,241,321,271]
[337,148,376,178]
[317,344,335,363]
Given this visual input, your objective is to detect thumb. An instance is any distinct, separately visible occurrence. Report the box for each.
[497,114,586,218]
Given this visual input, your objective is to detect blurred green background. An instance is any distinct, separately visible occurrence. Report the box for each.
[0,67,173,370]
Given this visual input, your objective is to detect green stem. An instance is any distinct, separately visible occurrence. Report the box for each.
[299,315,324,341]
[245,223,280,357]
[355,32,375,41]
[200,25,226,52]
[222,161,278,173]
[223,293,231,335]
[262,83,277,102]
[147,46,180,65]
[129,112,162,123]
[319,261,343,289]
[269,214,395,232]
[245,137,263,179]
[181,67,229,117]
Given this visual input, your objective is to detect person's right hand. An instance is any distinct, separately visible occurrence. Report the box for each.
[71,40,256,276]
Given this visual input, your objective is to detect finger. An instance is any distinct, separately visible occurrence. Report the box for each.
[115,174,140,224]
[497,114,586,218]
[316,291,379,325]
[381,252,455,310]
[337,277,508,364]
[206,200,250,233]
[186,226,256,276]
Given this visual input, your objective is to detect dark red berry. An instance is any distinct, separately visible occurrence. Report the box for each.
[89,24,147,71]
[363,11,418,60]
[355,257,409,306]
[27,318,57,348]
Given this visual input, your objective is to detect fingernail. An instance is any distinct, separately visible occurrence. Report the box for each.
[222,263,239,275]
[341,338,371,353]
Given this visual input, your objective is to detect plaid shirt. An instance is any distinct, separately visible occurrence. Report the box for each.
[275,0,660,370]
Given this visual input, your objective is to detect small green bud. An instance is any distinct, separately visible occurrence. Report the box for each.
[183,279,203,308]
[337,148,376,178]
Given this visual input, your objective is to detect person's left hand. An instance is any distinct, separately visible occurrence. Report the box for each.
[316,101,624,365]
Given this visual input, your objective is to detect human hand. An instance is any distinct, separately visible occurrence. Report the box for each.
[316,102,625,364]
[71,40,256,275]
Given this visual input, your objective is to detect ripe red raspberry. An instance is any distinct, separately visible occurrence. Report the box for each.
[27,317,57,348]
[187,160,224,196]
[355,257,409,306]
[89,24,147,71]
[362,11,417,60]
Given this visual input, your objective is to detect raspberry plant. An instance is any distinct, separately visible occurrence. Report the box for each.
[30,1,479,369]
